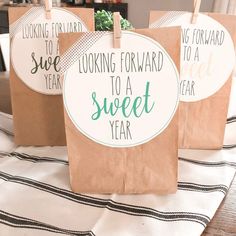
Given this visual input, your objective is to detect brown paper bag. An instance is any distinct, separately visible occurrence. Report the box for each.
[9,6,94,146]
[59,27,181,194]
[149,11,236,149]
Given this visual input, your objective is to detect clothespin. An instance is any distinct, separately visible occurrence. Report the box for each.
[44,0,52,20]
[113,12,121,48]
[191,0,202,24]
[32,0,39,5]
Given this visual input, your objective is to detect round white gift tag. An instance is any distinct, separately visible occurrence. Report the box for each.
[151,12,235,102]
[11,7,88,95]
[63,32,179,147]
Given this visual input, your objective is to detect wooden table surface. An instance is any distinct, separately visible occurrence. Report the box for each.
[203,175,236,235]
[0,72,236,235]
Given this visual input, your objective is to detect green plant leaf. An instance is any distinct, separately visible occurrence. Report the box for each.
[95,10,133,31]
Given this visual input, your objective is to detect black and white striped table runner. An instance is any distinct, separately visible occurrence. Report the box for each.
[0,110,235,236]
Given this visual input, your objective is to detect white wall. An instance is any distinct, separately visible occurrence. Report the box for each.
[124,0,214,28]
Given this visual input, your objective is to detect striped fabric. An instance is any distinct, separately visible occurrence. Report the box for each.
[0,108,236,235]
